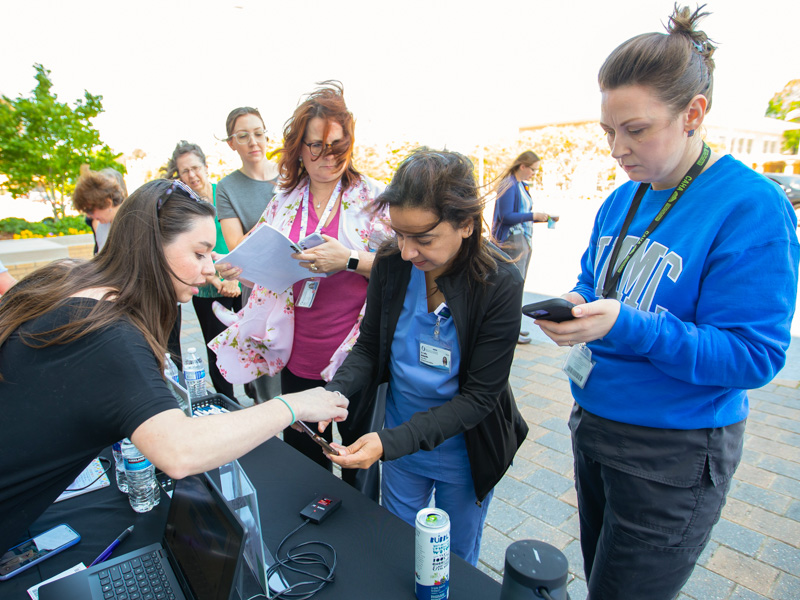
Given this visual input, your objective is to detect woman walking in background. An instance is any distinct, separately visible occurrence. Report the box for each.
[492,150,558,344]
[164,140,241,398]
[534,6,798,598]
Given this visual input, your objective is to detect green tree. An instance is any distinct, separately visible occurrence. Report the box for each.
[0,64,124,220]
[765,79,800,154]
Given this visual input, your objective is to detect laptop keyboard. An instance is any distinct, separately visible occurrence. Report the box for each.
[97,551,178,600]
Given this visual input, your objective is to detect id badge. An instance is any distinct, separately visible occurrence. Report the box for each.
[419,333,452,372]
[562,343,595,388]
[297,279,319,308]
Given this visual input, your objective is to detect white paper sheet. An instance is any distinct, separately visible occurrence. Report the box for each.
[216,223,325,292]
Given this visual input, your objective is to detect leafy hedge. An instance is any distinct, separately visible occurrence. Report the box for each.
[0,216,92,238]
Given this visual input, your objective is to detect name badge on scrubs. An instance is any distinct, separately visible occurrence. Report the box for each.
[562,343,595,388]
[419,303,452,372]
[296,279,319,308]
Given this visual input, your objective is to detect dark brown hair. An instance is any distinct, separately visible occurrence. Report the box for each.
[598,4,716,114]
[72,165,126,213]
[276,81,361,193]
[0,179,216,375]
[225,107,265,139]
[376,148,507,287]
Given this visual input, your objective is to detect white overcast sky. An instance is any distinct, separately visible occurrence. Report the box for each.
[1,0,798,164]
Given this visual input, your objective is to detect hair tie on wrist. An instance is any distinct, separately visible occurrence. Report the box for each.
[274,395,296,425]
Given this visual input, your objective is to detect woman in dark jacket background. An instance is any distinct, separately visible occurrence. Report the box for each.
[325,149,528,565]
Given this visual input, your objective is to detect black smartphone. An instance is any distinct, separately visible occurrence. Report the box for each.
[522,298,576,322]
[296,421,340,456]
[0,524,81,580]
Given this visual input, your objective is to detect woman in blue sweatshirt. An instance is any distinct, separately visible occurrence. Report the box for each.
[535,6,799,599]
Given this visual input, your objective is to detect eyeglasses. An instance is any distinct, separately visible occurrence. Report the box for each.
[302,139,348,158]
[229,129,268,145]
[178,165,205,178]
[157,179,205,211]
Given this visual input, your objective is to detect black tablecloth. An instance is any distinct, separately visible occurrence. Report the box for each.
[2,440,501,599]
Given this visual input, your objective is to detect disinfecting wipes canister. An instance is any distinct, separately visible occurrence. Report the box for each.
[415,508,450,600]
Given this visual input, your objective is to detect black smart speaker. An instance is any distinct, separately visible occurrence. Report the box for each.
[499,539,570,600]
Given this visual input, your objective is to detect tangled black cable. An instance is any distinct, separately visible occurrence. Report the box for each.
[245,519,337,600]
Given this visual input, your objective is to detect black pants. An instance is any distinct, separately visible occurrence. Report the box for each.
[570,405,743,600]
[192,295,242,399]
[280,368,380,501]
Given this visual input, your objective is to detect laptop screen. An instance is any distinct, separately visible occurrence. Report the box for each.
[163,475,245,600]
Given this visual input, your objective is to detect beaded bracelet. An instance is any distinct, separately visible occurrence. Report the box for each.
[274,395,296,425]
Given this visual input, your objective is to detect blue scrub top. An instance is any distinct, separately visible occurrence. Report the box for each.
[385,267,471,484]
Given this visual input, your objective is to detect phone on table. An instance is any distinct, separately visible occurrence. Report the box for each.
[0,524,81,580]
[522,298,576,323]
[296,420,340,456]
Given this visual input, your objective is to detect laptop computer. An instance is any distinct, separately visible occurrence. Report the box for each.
[39,473,246,600]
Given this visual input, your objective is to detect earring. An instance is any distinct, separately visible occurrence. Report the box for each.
[688,130,695,138]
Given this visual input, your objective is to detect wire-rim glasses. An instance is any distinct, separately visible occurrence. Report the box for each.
[229,129,268,145]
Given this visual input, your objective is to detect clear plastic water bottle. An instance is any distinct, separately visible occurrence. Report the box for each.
[121,438,157,513]
[112,440,127,493]
[164,352,180,383]
[165,353,190,415]
[183,347,207,401]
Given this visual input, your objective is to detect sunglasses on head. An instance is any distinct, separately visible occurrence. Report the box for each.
[157,179,205,211]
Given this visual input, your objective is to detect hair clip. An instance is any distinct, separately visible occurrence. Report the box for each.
[692,39,706,53]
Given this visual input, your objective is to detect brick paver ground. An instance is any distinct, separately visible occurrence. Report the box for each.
[179,296,800,600]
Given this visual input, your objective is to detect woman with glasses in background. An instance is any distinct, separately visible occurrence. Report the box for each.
[163,141,241,398]
[212,82,389,498]
[0,178,348,554]
[215,107,281,402]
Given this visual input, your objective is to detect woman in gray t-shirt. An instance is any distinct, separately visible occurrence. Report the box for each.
[216,107,277,250]
[216,107,281,401]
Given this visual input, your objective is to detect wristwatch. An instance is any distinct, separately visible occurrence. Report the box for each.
[346,249,360,272]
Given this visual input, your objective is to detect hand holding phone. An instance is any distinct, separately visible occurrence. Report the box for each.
[522,298,576,322]
[0,524,80,580]
[296,420,340,456]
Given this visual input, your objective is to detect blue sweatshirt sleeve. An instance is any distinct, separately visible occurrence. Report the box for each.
[607,233,799,389]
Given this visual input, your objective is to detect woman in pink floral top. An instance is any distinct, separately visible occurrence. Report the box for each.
[211,82,390,492]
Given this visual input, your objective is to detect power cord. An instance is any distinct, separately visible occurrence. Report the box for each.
[64,456,113,491]
[245,518,337,600]
[538,587,556,600]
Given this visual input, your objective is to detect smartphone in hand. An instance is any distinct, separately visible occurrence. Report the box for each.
[296,421,340,456]
[522,298,576,322]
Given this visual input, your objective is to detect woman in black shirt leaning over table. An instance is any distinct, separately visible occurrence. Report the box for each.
[0,179,348,554]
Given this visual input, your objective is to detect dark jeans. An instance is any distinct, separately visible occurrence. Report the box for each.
[569,404,744,600]
[280,367,381,502]
[192,294,242,399]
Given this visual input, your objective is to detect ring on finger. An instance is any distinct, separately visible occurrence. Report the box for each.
[310,263,318,272]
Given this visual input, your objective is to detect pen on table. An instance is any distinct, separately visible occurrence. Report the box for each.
[89,525,134,566]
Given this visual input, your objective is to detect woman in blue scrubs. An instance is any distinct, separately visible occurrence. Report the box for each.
[326,149,529,564]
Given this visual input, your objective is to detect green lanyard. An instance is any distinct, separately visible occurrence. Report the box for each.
[602,142,711,299]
